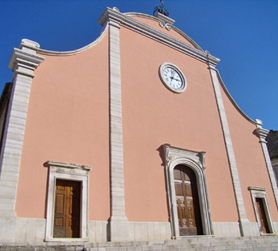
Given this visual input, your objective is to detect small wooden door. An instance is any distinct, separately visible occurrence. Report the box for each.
[53,179,81,238]
[256,197,270,233]
[174,165,202,236]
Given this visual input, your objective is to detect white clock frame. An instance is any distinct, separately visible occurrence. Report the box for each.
[159,62,187,93]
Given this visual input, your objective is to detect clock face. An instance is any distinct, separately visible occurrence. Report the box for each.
[163,67,182,89]
[159,63,186,93]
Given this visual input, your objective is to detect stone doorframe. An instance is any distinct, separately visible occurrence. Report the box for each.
[163,144,213,238]
[248,186,275,235]
[44,161,91,242]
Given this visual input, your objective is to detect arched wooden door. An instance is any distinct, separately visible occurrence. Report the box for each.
[174,165,203,235]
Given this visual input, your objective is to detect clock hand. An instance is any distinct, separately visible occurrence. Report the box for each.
[169,72,173,82]
[170,73,174,81]
[171,70,174,78]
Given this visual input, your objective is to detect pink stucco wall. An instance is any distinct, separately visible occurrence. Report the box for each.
[14,14,277,227]
[120,26,238,223]
[220,84,278,222]
[15,32,110,221]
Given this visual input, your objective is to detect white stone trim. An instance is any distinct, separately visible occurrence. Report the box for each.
[274,222,278,233]
[129,222,171,241]
[35,24,108,56]
[0,39,44,243]
[209,66,249,236]
[212,222,262,237]
[124,12,202,50]
[15,218,46,243]
[155,12,175,31]
[98,7,220,67]
[216,70,258,125]
[108,19,129,242]
[212,222,241,237]
[88,221,109,243]
[44,161,91,242]
[255,125,278,207]
[163,144,213,238]
[248,187,276,235]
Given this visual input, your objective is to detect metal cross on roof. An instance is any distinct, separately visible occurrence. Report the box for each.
[153,0,169,17]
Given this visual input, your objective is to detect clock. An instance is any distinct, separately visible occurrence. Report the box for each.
[159,63,187,93]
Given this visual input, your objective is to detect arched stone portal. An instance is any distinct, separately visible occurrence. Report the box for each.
[163,144,213,238]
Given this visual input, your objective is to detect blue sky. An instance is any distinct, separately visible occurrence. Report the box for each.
[0,0,277,130]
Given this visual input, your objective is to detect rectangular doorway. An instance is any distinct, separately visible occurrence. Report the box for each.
[53,179,81,238]
[255,197,270,234]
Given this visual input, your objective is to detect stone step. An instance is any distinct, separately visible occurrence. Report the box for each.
[1,236,278,251]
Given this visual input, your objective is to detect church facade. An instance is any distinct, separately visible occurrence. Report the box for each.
[0,7,277,244]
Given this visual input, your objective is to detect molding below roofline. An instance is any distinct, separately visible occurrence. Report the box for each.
[212,67,258,125]
[98,7,220,67]
[124,11,202,51]
[13,8,219,67]
[20,25,109,57]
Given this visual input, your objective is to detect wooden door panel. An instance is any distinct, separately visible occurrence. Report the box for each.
[256,198,270,234]
[55,194,64,214]
[177,198,185,227]
[53,180,81,238]
[174,165,202,236]
[54,217,63,227]
[189,227,198,235]
[186,198,195,227]
[183,172,190,182]
[185,183,192,197]
[53,185,66,238]
[175,182,183,196]
[174,169,182,180]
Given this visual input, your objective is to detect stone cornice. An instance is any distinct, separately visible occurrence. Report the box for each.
[255,119,269,142]
[98,7,220,67]
[24,8,217,67]
[255,127,269,142]
[248,186,266,192]
[213,68,258,125]
[121,16,219,66]
[45,160,92,171]
[8,49,44,71]
[155,12,175,30]
[8,45,44,79]
[124,12,202,50]
[98,7,124,26]
[36,24,108,56]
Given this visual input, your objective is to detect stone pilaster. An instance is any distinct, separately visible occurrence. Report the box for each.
[255,120,278,207]
[107,15,129,241]
[0,39,44,243]
[209,65,250,236]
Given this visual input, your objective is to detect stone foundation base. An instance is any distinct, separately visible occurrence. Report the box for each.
[8,218,277,244]
[1,235,278,251]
